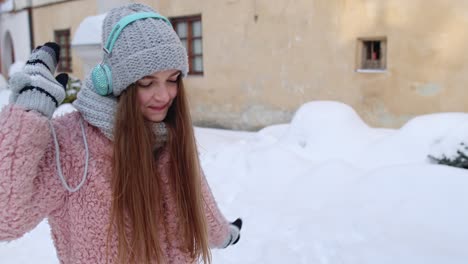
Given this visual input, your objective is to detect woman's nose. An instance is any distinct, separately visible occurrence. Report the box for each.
[152,84,170,102]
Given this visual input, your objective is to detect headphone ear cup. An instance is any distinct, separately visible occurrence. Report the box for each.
[91,64,112,96]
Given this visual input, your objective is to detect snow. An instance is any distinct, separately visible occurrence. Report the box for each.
[0,90,468,263]
[427,116,468,160]
[0,74,6,91]
[0,0,13,13]
[53,103,77,117]
[71,13,106,46]
[0,90,10,108]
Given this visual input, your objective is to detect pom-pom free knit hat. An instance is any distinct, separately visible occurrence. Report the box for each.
[74,3,187,140]
[101,3,188,96]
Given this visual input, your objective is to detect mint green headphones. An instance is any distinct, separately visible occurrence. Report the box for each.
[91,12,171,96]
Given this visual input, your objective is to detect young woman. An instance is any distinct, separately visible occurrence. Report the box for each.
[0,3,242,264]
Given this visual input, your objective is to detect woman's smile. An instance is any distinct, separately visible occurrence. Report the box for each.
[148,102,169,112]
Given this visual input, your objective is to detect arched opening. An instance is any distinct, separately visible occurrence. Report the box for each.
[3,31,15,78]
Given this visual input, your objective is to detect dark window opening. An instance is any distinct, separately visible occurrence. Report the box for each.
[360,39,387,70]
[365,41,381,60]
[54,29,72,72]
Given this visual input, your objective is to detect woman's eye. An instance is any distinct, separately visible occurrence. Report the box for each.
[168,79,178,84]
[138,82,152,87]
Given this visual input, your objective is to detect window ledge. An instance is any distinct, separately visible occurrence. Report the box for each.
[356,69,387,73]
[187,74,204,78]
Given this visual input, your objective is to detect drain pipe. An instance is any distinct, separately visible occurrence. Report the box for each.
[27,0,34,51]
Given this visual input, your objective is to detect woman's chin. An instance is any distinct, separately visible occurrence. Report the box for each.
[144,113,167,123]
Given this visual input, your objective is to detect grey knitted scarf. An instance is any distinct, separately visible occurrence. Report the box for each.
[73,76,168,148]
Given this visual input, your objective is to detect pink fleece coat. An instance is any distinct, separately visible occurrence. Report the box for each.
[0,105,230,263]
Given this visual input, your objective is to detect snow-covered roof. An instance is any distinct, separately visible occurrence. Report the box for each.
[71,13,106,46]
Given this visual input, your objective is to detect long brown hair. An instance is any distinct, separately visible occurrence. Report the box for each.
[108,78,211,263]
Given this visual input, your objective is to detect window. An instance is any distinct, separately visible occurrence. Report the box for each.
[171,15,203,75]
[54,29,72,72]
[358,38,387,71]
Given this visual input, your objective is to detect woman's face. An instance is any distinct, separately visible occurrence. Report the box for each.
[136,69,179,122]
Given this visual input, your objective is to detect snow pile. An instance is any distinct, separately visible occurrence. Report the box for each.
[280,101,389,163]
[72,13,106,46]
[203,102,468,264]
[1,94,468,264]
[0,74,6,91]
[426,115,468,167]
[53,103,77,117]
[0,90,11,109]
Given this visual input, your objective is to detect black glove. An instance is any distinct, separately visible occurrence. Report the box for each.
[223,218,243,248]
[9,42,68,118]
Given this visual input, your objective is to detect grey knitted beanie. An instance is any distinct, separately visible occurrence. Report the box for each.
[102,3,188,96]
[74,3,185,141]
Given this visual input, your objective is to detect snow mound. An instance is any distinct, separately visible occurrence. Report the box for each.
[280,101,386,163]
[72,13,106,46]
[202,102,468,263]
[0,74,7,91]
[356,112,468,169]
[0,90,11,110]
[53,103,77,117]
[424,114,468,161]
[257,123,289,141]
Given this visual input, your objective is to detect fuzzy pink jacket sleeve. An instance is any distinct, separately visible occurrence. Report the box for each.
[0,105,66,241]
[200,170,231,248]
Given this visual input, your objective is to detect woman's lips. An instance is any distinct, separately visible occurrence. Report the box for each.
[148,103,168,111]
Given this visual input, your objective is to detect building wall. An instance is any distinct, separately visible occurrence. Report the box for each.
[27,0,468,130]
[148,0,468,129]
[96,0,129,13]
[32,0,97,78]
[15,0,69,10]
[0,9,31,77]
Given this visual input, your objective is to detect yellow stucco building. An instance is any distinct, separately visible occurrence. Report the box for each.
[29,0,468,130]
[30,0,97,79]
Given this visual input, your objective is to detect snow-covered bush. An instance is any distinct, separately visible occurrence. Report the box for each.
[429,142,468,169]
[428,122,468,169]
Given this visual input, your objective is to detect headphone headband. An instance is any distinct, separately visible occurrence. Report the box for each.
[104,12,171,54]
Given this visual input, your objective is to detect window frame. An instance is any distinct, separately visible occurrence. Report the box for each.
[357,37,387,72]
[170,15,203,76]
[54,29,72,73]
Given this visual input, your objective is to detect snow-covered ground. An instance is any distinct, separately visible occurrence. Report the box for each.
[0,75,6,92]
[0,89,467,264]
